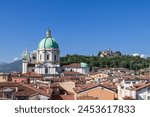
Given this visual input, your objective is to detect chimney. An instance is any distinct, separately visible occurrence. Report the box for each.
[36,83,40,89]
[27,78,30,84]
[46,88,50,94]
[48,80,51,88]
[16,87,18,92]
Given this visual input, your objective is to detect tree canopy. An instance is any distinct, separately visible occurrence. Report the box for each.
[60,54,149,70]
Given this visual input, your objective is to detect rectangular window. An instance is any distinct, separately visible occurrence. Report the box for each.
[47,55,49,60]
[45,68,48,74]
[54,55,57,61]
[126,82,130,84]
[147,96,150,100]
[132,82,136,84]
[148,87,150,93]
[40,55,42,60]
[143,95,146,100]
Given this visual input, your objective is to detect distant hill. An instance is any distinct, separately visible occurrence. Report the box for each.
[0,60,22,73]
[0,61,7,65]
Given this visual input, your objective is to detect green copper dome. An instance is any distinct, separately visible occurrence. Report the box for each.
[38,30,59,49]
[23,48,30,60]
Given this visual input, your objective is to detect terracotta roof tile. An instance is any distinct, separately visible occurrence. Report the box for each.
[77,96,98,100]
[63,63,81,68]
[0,82,38,97]
[0,82,52,98]
[135,83,150,91]
[74,83,117,93]
[22,72,43,78]
[63,71,83,75]
[123,96,135,100]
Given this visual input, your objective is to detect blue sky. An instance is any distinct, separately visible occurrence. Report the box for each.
[0,0,150,62]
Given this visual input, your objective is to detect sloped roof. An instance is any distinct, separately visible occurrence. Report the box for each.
[135,83,150,91]
[74,83,117,93]
[63,63,81,68]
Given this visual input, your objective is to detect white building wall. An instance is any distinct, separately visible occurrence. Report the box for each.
[121,80,141,88]
[24,46,60,75]
[82,67,89,74]
[117,85,136,100]
[64,67,89,74]
[40,68,42,74]
[22,62,27,73]
[131,91,136,99]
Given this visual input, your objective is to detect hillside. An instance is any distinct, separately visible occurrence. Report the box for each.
[0,61,7,65]
[0,60,22,73]
[0,54,150,73]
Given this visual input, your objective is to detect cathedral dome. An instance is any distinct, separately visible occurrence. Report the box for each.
[38,29,59,49]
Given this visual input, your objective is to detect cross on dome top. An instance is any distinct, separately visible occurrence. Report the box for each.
[46,29,52,38]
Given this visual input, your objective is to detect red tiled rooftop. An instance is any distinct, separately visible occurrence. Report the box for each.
[63,71,83,75]
[133,83,145,88]
[63,63,81,68]
[123,96,135,100]
[89,72,100,75]
[77,96,98,100]
[74,83,117,93]
[101,82,117,90]
[22,72,43,78]
[0,82,39,97]
[0,82,20,87]
[140,76,150,80]
[0,82,52,98]
[50,83,60,88]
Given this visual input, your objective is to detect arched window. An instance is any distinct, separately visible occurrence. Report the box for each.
[32,56,36,60]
